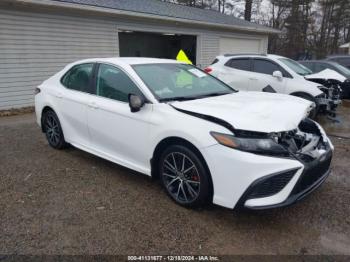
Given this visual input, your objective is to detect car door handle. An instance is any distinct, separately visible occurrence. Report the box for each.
[249,77,258,81]
[88,102,99,109]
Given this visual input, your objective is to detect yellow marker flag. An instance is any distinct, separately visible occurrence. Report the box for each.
[176,49,193,64]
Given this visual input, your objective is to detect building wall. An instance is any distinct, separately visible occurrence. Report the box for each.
[0,7,269,109]
[0,8,119,110]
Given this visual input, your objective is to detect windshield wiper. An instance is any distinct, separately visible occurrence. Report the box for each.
[160,92,230,103]
[194,91,232,99]
[159,96,197,102]
[159,92,232,103]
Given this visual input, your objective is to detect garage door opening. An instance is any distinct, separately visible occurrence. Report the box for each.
[119,31,197,65]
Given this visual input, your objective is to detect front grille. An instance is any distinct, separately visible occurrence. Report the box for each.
[292,153,332,195]
[247,169,297,199]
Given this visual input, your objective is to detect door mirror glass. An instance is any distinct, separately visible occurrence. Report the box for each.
[272,70,283,80]
[129,94,145,112]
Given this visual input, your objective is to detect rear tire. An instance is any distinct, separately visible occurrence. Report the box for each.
[43,110,68,149]
[159,145,211,208]
[292,93,318,119]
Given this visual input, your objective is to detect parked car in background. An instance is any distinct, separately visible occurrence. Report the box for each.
[300,60,350,99]
[206,54,341,117]
[300,60,350,77]
[35,57,333,210]
[326,55,350,69]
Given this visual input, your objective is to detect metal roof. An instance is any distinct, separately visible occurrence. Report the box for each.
[50,0,278,33]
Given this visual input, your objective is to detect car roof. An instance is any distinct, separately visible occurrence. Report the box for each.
[299,60,332,64]
[69,57,183,66]
[327,55,350,58]
[222,53,267,57]
[217,53,286,60]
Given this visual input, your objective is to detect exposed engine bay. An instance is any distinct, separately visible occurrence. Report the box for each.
[307,78,343,117]
[271,118,329,162]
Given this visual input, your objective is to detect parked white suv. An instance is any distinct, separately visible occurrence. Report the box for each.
[206,54,341,117]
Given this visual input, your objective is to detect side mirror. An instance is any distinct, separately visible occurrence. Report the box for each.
[272,70,283,80]
[128,94,145,113]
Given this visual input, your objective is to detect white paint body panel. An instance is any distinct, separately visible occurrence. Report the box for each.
[210,54,323,97]
[35,57,331,209]
[171,92,313,133]
[202,144,303,208]
[306,69,347,83]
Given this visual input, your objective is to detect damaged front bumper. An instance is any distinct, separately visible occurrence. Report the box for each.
[315,90,342,116]
[239,147,332,210]
[238,119,333,209]
[202,118,334,210]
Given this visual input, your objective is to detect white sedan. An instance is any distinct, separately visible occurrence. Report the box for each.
[35,58,333,210]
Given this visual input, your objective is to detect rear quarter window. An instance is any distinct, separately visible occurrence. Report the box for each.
[61,63,94,93]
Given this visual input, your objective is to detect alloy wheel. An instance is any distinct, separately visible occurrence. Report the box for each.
[162,152,201,204]
[45,113,61,146]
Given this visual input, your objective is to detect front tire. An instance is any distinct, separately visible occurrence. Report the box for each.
[43,110,68,149]
[159,145,211,208]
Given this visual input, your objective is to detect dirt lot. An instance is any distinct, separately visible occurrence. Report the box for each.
[0,106,350,256]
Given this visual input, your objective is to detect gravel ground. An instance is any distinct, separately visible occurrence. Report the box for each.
[0,112,350,255]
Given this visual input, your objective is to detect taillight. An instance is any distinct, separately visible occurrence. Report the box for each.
[204,67,213,73]
[34,87,41,95]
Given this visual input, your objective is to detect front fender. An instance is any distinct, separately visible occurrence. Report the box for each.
[147,105,230,161]
[286,80,323,97]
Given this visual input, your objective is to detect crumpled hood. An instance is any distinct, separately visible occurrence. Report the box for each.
[305,69,347,82]
[171,92,314,133]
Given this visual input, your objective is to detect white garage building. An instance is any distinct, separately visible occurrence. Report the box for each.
[0,0,279,110]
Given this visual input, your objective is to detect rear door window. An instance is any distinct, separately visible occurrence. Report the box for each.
[225,58,251,71]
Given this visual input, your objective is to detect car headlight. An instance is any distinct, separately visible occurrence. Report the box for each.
[210,131,289,156]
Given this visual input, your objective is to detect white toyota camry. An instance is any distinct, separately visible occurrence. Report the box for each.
[35,58,333,210]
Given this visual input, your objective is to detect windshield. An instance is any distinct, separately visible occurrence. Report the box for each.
[330,62,350,78]
[279,58,313,76]
[132,63,235,102]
